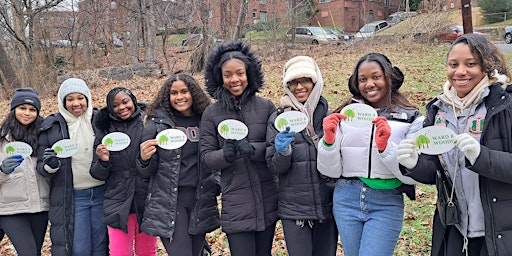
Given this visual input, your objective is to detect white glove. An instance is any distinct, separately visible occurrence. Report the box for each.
[397,139,419,169]
[455,133,481,165]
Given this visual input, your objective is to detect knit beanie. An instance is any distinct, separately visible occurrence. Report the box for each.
[10,88,41,112]
[283,56,318,85]
[58,78,91,103]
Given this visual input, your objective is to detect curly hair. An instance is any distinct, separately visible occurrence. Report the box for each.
[0,109,42,156]
[450,34,510,80]
[336,52,415,112]
[146,72,211,120]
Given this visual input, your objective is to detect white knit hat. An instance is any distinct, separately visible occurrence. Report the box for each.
[283,56,318,85]
[58,78,91,103]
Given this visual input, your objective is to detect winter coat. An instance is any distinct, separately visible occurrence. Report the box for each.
[266,97,335,221]
[136,109,219,238]
[0,135,50,215]
[318,102,423,200]
[36,111,95,256]
[403,83,512,256]
[200,41,278,233]
[90,103,150,233]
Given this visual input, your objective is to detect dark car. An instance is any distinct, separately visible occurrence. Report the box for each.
[435,25,482,43]
[323,28,354,41]
[504,26,512,44]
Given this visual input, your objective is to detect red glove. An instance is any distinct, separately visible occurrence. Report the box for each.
[322,113,346,145]
[372,116,391,152]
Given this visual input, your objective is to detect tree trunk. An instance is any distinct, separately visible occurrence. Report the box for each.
[0,41,21,98]
[232,0,248,40]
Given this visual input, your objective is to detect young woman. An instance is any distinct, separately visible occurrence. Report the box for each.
[199,40,278,256]
[136,72,218,256]
[266,56,338,256]
[90,87,157,256]
[397,34,512,256]
[37,78,107,256]
[317,53,423,256]
[0,88,49,256]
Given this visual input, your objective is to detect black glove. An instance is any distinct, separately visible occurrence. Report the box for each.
[43,148,60,169]
[1,155,24,174]
[237,139,255,158]
[223,139,238,163]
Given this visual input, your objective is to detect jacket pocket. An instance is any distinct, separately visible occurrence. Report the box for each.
[0,173,28,203]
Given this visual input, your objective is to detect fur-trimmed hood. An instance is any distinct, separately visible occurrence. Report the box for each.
[94,102,147,133]
[204,41,264,110]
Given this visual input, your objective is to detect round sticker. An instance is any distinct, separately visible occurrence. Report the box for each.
[102,132,131,151]
[340,103,378,128]
[217,119,249,140]
[3,141,33,158]
[52,139,80,158]
[274,111,309,133]
[414,126,456,155]
[156,129,187,150]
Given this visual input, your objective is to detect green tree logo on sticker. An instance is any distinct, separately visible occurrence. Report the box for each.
[415,135,430,149]
[5,145,15,154]
[104,138,114,147]
[158,135,169,145]
[220,124,230,135]
[276,118,288,130]
[54,146,64,155]
[343,109,355,121]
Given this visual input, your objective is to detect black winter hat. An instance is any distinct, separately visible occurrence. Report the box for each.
[10,88,41,112]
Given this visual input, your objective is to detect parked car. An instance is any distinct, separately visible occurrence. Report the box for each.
[354,20,389,39]
[504,26,512,44]
[181,34,224,46]
[323,28,354,41]
[286,27,338,44]
[434,25,482,43]
[386,11,418,26]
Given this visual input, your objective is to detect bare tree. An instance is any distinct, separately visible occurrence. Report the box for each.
[232,0,248,40]
[0,41,21,97]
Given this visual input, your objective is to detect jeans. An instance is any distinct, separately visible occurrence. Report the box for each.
[108,214,157,256]
[333,178,404,256]
[73,184,107,256]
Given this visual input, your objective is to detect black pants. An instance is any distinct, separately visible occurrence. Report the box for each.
[226,221,276,256]
[160,187,205,256]
[440,225,488,256]
[0,211,48,256]
[281,219,338,256]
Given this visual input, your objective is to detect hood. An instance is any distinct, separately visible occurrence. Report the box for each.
[94,102,146,133]
[204,41,263,108]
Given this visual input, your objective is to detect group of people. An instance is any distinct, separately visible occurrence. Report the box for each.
[1,33,512,256]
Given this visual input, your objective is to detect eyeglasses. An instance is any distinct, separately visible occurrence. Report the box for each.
[287,78,313,89]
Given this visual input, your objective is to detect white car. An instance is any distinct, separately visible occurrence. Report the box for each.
[354,20,389,39]
[286,27,338,44]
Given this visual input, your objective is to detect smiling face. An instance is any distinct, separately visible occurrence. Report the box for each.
[447,43,486,98]
[357,61,389,108]
[112,91,135,120]
[222,58,248,97]
[288,77,314,103]
[65,93,88,117]
[170,80,193,116]
[15,104,37,126]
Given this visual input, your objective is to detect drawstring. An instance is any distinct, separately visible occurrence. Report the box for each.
[295,220,314,228]
[463,236,469,255]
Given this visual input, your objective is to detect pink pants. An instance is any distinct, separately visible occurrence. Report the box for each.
[108,213,157,256]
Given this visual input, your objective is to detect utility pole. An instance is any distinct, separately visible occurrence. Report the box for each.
[461,0,473,33]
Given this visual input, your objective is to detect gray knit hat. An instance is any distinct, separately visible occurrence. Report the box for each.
[58,78,91,103]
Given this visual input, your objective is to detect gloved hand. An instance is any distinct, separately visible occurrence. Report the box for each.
[275,127,296,154]
[223,139,238,163]
[0,155,24,174]
[397,139,419,169]
[43,148,60,169]
[237,139,255,158]
[323,113,346,145]
[455,133,481,165]
[373,116,391,152]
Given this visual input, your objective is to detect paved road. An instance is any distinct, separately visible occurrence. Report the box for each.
[496,43,512,53]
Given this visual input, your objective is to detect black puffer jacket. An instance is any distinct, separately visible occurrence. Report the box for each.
[36,112,95,256]
[90,103,149,233]
[403,84,512,256]
[200,41,278,233]
[266,97,335,221]
[136,109,219,238]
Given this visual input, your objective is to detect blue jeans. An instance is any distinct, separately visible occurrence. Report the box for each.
[333,178,404,256]
[73,184,107,256]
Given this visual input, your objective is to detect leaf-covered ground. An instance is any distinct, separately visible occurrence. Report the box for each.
[1,37,510,255]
